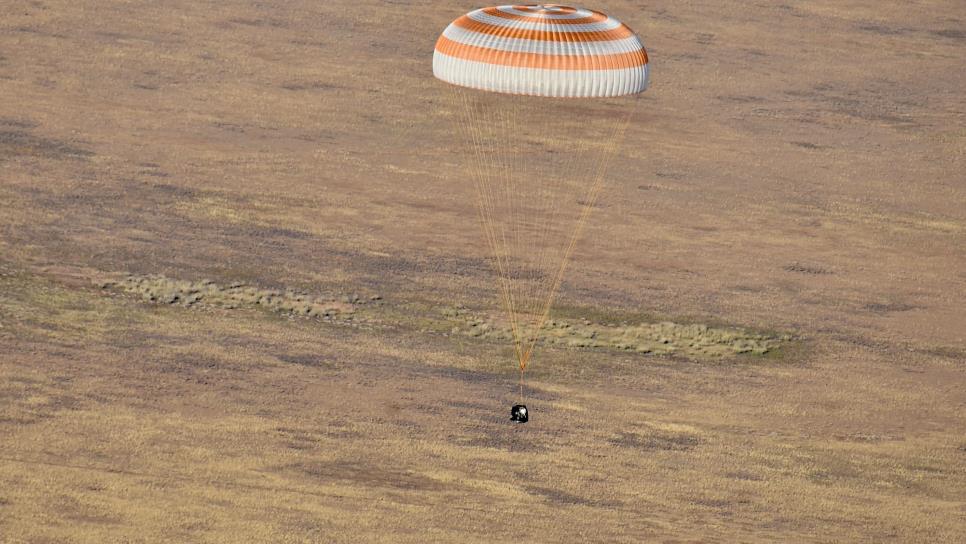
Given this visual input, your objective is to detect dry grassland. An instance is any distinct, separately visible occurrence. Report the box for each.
[1,1,965,542]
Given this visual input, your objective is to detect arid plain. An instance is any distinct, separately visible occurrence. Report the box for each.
[1,1,965,542]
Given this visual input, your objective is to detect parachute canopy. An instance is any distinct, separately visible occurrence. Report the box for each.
[433,4,649,98]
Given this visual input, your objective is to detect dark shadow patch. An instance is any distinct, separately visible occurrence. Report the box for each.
[0,416,46,426]
[95,30,134,41]
[274,425,355,448]
[291,460,446,491]
[575,198,608,208]
[791,141,825,149]
[784,263,833,275]
[664,53,702,62]
[831,334,893,353]
[0,130,93,161]
[144,182,197,199]
[0,118,36,129]
[51,494,123,525]
[856,23,907,36]
[863,302,917,314]
[784,83,918,126]
[452,432,548,453]
[834,433,901,443]
[289,38,331,48]
[717,95,763,103]
[12,26,66,38]
[610,430,701,451]
[907,463,943,474]
[655,171,687,180]
[932,29,965,40]
[447,399,489,412]
[153,354,245,385]
[280,81,342,92]
[527,486,621,507]
[692,497,732,508]
[212,121,245,133]
[276,353,334,368]
[919,345,966,361]
[222,17,288,28]
[282,440,315,451]
[731,284,763,293]
[248,226,311,240]
[726,470,764,481]
[426,365,505,386]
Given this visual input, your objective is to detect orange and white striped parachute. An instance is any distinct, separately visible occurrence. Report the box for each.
[433,5,650,392]
[434,4,649,98]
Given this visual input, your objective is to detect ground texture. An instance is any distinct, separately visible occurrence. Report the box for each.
[1,1,965,542]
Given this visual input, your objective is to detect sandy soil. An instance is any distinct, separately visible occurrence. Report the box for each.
[1,1,964,542]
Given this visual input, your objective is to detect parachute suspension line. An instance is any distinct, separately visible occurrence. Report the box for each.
[512,98,542,369]
[522,112,633,369]
[495,99,525,368]
[454,88,526,365]
[520,109,634,369]
[516,97,572,370]
[527,100,562,350]
[499,102,529,366]
[511,96,547,398]
[450,86,637,383]
[479,113,522,365]
[531,110,594,343]
[530,116,574,365]
[509,96,566,373]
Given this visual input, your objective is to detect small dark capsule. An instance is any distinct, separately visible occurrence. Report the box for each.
[510,404,528,423]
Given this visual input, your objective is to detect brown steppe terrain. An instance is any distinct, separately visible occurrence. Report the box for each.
[1,1,965,542]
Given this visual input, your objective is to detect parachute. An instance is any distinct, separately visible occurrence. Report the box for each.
[434,5,650,395]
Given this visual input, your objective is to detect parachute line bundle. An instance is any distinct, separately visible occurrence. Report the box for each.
[433,5,649,388]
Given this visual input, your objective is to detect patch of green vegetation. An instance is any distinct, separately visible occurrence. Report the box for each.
[546,303,662,327]
[439,306,793,361]
[4,264,794,365]
[102,275,363,321]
